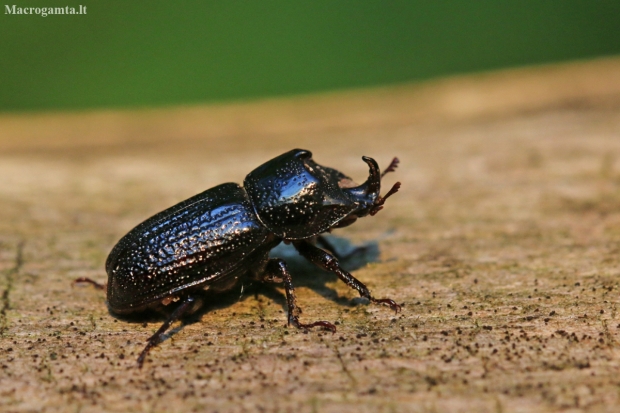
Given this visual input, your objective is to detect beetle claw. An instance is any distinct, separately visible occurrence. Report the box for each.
[371,298,401,314]
[293,319,337,333]
[136,340,156,368]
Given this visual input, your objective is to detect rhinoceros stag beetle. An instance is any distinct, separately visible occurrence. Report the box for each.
[78,149,401,367]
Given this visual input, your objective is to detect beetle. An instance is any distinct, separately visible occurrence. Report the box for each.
[79,149,401,367]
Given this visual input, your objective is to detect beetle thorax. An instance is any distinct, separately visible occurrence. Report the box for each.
[244,149,382,240]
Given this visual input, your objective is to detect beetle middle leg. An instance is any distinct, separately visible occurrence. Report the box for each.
[258,258,336,333]
[293,240,401,313]
[73,277,106,290]
[137,295,199,368]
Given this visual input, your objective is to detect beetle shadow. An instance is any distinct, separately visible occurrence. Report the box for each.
[187,235,380,320]
[186,235,381,325]
[262,234,381,309]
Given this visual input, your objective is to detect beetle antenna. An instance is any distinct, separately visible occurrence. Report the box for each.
[369,182,401,216]
[381,157,399,178]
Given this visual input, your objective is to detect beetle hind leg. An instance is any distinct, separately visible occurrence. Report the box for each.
[137,295,198,368]
[73,277,107,291]
[294,240,401,313]
[259,258,336,333]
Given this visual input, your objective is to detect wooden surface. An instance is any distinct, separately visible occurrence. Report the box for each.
[1,57,620,413]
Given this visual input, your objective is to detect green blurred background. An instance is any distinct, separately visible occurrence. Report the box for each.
[1,0,619,112]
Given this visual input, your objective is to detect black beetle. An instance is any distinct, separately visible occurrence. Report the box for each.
[80,149,401,367]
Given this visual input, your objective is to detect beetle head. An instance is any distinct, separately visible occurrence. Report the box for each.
[244,149,398,239]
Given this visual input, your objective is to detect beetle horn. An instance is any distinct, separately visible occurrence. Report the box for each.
[343,156,382,201]
[361,156,381,196]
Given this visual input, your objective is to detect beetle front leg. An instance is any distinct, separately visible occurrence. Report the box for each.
[260,259,336,333]
[294,241,401,313]
[137,295,198,368]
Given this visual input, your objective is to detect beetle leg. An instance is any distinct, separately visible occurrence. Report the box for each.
[294,241,401,313]
[316,235,367,262]
[137,295,197,368]
[315,235,342,259]
[261,258,336,333]
[73,277,107,290]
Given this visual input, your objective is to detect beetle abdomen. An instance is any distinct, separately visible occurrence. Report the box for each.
[106,183,275,312]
